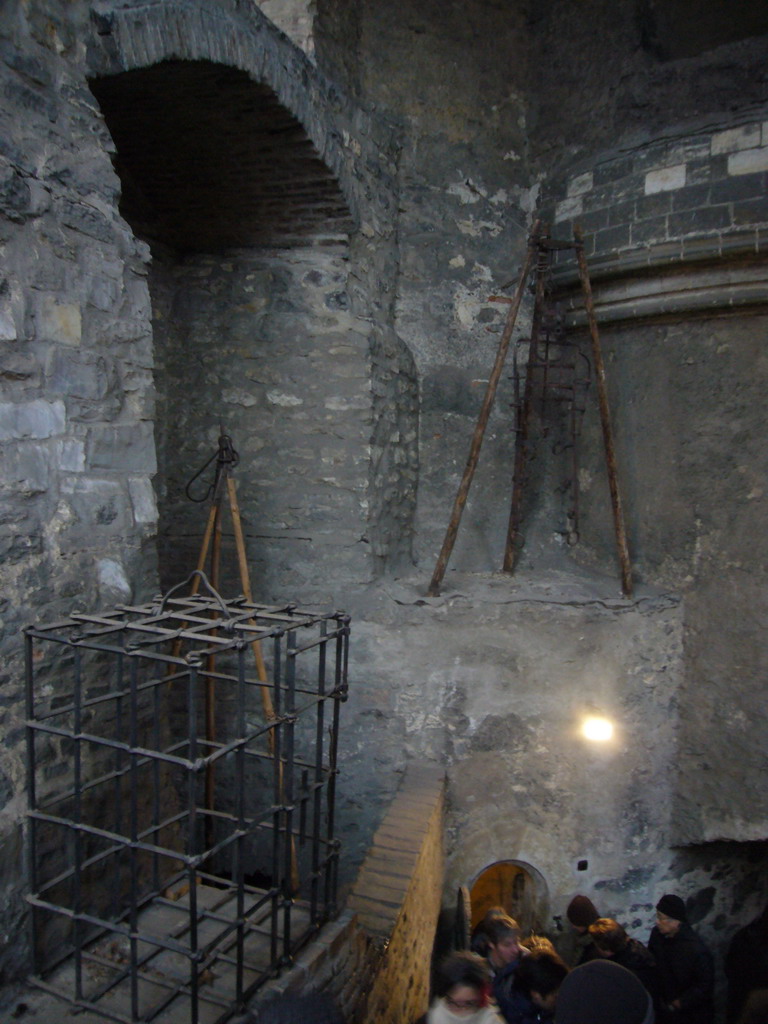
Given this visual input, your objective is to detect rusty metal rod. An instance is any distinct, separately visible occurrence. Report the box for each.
[428,221,540,596]
[573,226,633,596]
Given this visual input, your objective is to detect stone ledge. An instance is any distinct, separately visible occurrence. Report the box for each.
[557,245,768,325]
[549,232,768,327]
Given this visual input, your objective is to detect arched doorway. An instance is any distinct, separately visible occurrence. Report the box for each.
[470,860,549,936]
[88,59,371,596]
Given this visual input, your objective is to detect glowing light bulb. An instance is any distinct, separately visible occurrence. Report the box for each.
[582,715,614,742]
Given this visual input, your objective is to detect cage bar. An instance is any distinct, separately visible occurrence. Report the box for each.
[24,584,350,1024]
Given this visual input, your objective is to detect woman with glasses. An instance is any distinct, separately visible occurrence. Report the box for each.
[420,950,507,1024]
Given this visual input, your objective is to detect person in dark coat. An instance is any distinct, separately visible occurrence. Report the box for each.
[513,948,570,1022]
[588,917,660,1007]
[485,914,535,1024]
[561,895,601,968]
[472,907,509,959]
[725,902,768,1022]
[648,893,714,1024]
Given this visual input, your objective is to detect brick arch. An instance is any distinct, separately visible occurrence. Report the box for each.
[89,59,353,251]
[86,0,368,227]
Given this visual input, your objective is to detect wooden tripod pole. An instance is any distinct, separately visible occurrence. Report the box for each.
[574,226,633,596]
[171,442,300,891]
[428,221,540,596]
[226,475,300,894]
[503,248,548,572]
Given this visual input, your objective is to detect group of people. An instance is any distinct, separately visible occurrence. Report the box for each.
[420,894,768,1024]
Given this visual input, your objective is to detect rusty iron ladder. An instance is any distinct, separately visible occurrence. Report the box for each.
[428,221,633,597]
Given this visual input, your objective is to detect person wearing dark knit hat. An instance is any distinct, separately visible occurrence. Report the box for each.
[567,896,600,930]
[554,959,654,1024]
[560,896,601,968]
[648,893,714,1024]
[656,895,687,924]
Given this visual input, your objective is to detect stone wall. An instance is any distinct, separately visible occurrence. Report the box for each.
[561,311,768,847]
[543,113,768,280]
[0,0,417,991]
[0,0,158,984]
[151,246,374,598]
[533,114,768,848]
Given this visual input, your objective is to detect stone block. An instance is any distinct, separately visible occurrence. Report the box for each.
[86,272,123,312]
[128,476,158,524]
[54,438,86,472]
[36,294,82,345]
[708,153,730,181]
[1,441,52,493]
[632,143,670,172]
[0,530,44,563]
[711,124,762,155]
[0,398,65,440]
[60,198,116,243]
[594,224,631,253]
[607,198,635,228]
[710,172,766,204]
[97,557,132,603]
[576,207,609,233]
[590,173,645,205]
[685,158,712,185]
[359,852,413,881]
[592,156,635,186]
[61,476,128,532]
[636,192,673,219]
[668,205,732,236]
[567,171,594,197]
[0,346,38,382]
[682,235,724,261]
[556,195,583,222]
[644,164,686,195]
[88,422,157,474]
[728,147,768,177]
[372,826,422,854]
[0,161,33,223]
[670,184,711,212]
[666,137,711,164]
[47,347,113,400]
[731,197,768,227]
[0,312,16,342]
[353,869,410,901]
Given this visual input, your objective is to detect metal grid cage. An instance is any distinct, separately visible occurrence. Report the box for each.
[24,575,350,1024]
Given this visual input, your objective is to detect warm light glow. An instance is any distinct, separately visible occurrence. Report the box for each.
[581,715,614,742]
